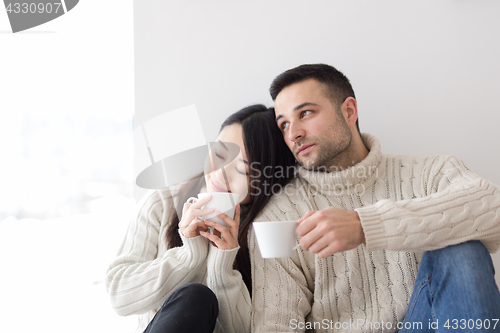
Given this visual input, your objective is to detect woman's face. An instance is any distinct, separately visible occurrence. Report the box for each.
[204,123,252,204]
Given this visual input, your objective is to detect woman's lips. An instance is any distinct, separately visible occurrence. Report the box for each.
[210,180,228,192]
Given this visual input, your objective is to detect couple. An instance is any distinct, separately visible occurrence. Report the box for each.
[106,64,500,333]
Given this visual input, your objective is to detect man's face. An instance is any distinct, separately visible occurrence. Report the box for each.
[274,78,352,171]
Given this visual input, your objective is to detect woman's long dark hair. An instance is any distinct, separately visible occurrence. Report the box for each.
[164,104,296,293]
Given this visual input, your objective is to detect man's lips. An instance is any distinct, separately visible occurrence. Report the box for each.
[210,180,228,192]
[296,144,315,155]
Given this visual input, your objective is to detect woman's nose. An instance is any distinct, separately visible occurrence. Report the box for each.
[212,166,233,185]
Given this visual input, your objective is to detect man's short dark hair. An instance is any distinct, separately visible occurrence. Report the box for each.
[270,64,360,133]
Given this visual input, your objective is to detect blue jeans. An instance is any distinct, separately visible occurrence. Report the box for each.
[143,283,219,333]
[401,241,500,332]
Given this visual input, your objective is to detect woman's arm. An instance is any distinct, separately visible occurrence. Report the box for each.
[201,206,252,332]
[206,245,251,333]
[105,190,209,316]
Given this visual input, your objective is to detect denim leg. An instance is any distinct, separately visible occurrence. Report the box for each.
[143,283,219,333]
[401,241,500,333]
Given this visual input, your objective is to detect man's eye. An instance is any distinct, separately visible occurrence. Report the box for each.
[301,110,311,117]
[280,122,289,130]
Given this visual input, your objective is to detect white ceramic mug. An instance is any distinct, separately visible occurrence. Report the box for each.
[253,221,298,258]
[197,192,239,228]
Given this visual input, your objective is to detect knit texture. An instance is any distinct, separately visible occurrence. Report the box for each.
[250,133,500,332]
[105,189,251,333]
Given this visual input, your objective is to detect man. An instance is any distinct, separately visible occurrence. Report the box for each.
[250,64,500,332]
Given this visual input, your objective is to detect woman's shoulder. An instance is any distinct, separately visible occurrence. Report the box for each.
[134,187,182,223]
[136,189,168,207]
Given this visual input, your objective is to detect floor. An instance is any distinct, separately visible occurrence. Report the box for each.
[0,197,137,333]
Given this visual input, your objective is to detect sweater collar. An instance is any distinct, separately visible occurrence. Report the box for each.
[296,133,382,191]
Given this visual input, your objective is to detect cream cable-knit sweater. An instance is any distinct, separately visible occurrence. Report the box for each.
[105,189,251,333]
[250,133,500,332]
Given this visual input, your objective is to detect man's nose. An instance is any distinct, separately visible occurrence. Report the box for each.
[288,121,305,143]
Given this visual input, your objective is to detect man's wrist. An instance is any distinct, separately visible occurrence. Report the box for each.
[353,211,366,244]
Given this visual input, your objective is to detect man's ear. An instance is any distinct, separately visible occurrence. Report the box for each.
[341,97,358,129]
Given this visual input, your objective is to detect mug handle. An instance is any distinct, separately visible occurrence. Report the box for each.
[186,197,197,204]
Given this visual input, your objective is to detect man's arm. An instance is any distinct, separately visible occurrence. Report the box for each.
[357,156,500,252]
[297,208,364,258]
[298,156,500,256]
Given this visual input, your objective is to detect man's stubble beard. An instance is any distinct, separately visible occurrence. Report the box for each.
[296,121,352,172]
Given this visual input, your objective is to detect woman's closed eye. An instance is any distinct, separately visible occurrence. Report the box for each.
[236,167,248,176]
[214,150,227,160]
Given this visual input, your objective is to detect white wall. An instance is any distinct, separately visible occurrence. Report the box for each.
[134,0,500,285]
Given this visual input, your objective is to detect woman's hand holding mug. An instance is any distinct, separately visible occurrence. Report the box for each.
[200,205,241,250]
[179,195,215,238]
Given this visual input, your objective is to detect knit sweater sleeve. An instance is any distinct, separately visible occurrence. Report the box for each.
[206,244,251,333]
[104,190,209,316]
[356,156,500,253]
[250,223,313,333]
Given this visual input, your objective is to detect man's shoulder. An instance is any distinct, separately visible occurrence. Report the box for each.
[382,153,462,167]
[255,177,307,221]
[381,154,471,183]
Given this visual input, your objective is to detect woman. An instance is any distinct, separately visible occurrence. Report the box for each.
[105,105,295,333]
